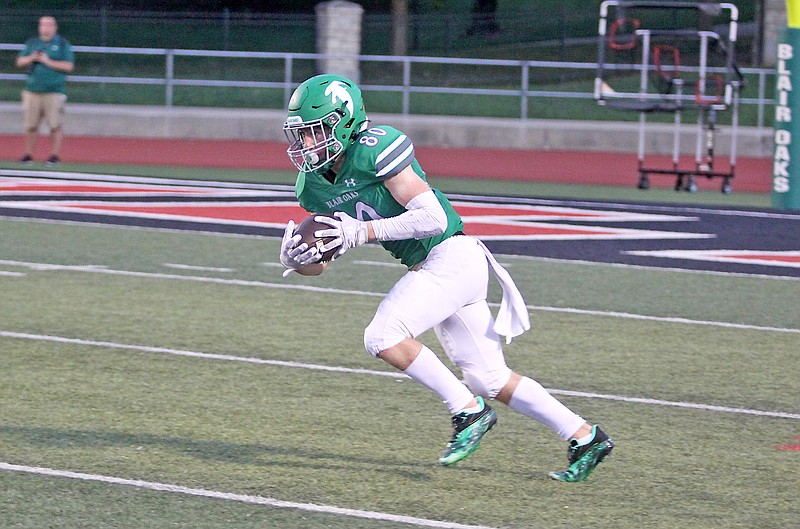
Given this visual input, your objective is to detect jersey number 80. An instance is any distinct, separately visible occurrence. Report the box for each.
[359,127,387,147]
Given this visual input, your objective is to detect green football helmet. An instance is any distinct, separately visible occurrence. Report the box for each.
[283,74,369,172]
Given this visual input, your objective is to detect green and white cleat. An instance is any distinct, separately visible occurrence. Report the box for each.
[549,425,614,482]
[439,396,497,466]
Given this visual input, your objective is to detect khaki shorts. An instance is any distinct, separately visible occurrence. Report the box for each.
[21,90,67,131]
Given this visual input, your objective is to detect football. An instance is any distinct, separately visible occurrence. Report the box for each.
[294,213,339,262]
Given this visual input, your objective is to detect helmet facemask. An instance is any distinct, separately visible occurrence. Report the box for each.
[283,111,344,173]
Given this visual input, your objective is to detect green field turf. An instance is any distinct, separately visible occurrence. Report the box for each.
[0,166,798,529]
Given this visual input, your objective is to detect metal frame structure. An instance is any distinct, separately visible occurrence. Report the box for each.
[596,1,742,193]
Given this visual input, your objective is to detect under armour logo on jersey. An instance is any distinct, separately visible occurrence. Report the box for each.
[344,178,357,187]
[325,81,354,116]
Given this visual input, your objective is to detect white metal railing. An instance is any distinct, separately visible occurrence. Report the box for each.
[0,44,776,128]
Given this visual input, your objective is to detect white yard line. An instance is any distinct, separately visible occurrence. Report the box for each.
[503,254,800,281]
[527,305,800,334]
[0,259,797,334]
[0,169,293,191]
[624,249,800,269]
[163,263,235,273]
[2,213,799,280]
[354,260,514,269]
[445,193,800,220]
[2,330,798,421]
[352,260,408,268]
[0,462,499,529]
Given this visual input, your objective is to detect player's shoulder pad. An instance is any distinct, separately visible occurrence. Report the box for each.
[354,125,415,179]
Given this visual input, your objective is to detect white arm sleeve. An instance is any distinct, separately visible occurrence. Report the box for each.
[370,190,448,241]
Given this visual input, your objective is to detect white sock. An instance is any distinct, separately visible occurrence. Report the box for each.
[507,376,586,440]
[461,400,484,414]
[403,345,474,414]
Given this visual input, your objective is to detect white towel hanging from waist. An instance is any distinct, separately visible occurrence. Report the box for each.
[475,239,531,343]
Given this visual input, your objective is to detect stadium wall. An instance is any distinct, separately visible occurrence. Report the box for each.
[0,102,773,158]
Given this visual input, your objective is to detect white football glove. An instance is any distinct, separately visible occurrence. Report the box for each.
[315,211,369,259]
[280,220,322,277]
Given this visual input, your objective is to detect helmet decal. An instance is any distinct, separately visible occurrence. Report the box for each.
[325,81,354,116]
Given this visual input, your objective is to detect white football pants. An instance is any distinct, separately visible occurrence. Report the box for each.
[364,235,511,398]
[364,235,587,439]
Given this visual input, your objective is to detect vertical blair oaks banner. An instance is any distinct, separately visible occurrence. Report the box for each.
[773,0,800,209]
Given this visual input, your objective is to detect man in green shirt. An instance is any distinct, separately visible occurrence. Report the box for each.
[15,16,74,165]
[279,74,614,482]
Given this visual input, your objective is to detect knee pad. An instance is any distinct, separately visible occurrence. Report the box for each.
[363,320,382,357]
[462,365,512,399]
[364,316,411,357]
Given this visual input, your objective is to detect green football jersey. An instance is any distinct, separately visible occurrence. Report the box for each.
[19,34,73,94]
[295,125,464,268]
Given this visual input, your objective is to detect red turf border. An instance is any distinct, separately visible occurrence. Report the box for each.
[0,134,772,192]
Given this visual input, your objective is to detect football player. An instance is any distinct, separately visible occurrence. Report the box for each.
[279,74,613,481]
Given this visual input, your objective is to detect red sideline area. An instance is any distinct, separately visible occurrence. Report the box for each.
[0,134,772,192]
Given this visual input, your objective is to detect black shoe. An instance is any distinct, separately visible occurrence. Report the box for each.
[549,425,614,482]
[45,155,60,166]
[18,154,33,164]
